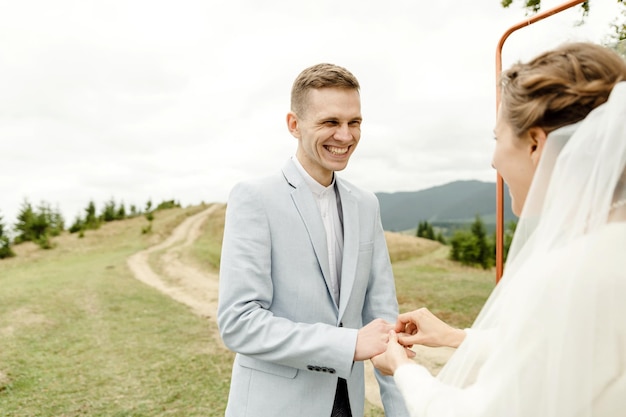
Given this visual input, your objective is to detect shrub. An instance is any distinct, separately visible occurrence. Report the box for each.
[449,215,493,269]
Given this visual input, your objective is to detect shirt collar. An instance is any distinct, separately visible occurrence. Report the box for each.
[291,156,335,196]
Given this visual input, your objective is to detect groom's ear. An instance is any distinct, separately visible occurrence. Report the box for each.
[286,112,301,139]
[528,127,548,167]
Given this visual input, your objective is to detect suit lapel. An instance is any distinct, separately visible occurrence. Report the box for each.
[282,160,335,309]
[336,179,358,319]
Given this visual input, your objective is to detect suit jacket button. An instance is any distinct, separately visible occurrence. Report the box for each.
[339,322,344,327]
[314,366,322,372]
[307,365,314,371]
[321,367,328,373]
[328,368,336,374]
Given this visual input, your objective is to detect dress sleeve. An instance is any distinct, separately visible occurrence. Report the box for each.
[394,363,483,417]
[392,225,626,417]
[459,328,496,365]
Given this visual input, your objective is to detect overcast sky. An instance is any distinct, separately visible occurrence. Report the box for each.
[0,0,622,225]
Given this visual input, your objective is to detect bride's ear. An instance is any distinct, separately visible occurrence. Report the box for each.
[528,127,548,167]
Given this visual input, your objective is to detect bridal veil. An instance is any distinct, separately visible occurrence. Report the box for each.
[416,82,626,415]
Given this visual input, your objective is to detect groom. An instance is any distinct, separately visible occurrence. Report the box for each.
[217,63,409,417]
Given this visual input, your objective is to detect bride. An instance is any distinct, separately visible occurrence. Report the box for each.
[372,41,626,417]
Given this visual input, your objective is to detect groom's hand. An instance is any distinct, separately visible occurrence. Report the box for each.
[353,318,394,361]
[371,330,415,376]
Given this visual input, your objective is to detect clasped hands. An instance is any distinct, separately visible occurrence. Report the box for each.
[358,308,465,376]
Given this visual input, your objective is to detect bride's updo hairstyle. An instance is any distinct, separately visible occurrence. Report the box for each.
[500,42,626,137]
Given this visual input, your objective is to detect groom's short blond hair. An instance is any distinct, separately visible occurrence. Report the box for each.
[290,63,360,117]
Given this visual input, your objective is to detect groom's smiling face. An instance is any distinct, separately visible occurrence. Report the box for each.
[288,87,362,187]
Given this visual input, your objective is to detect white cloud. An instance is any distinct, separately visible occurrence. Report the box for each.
[0,0,621,225]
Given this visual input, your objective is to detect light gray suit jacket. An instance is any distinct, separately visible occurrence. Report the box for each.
[217,159,409,417]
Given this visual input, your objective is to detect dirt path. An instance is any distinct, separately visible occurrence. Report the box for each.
[126,205,453,410]
[127,205,221,320]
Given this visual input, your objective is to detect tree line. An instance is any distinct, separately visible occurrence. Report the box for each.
[416,216,517,270]
[0,198,181,259]
[3,198,516,271]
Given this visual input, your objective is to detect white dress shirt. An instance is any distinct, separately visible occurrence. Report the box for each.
[292,156,344,305]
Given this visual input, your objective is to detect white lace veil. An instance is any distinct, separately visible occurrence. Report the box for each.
[432,81,626,416]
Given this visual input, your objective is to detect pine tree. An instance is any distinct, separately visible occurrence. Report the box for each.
[13,200,59,249]
[31,202,52,243]
[69,214,84,233]
[425,222,435,240]
[416,221,426,238]
[470,215,492,269]
[84,200,99,230]
[145,200,154,222]
[503,220,517,261]
[102,198,117,222]
[49,206,65,236]
[14,199,36,244]
[116,202,126,220]
[417,220,438,242]
[0,213,15,259]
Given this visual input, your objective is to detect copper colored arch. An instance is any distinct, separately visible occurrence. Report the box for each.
[494,0,587,283]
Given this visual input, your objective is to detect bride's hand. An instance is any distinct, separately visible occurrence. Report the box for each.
[395,307,466,348]
[371,330,415,376]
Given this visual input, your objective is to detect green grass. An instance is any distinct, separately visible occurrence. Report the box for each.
[393,247,495,328]
[187,204,225,273]
[0,204,494,416]
[0,207,231,417]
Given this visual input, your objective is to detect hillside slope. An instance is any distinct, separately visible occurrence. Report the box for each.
[376,180,516,231]
[0,204,493,416]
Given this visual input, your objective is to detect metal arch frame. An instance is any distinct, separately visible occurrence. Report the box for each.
[494,0,587,283]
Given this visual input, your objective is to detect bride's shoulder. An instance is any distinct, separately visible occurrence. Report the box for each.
[575,222,626,285]
[585,222,626,252]
[598,222,626,240]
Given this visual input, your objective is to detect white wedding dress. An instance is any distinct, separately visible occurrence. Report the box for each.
[393,83,626,417]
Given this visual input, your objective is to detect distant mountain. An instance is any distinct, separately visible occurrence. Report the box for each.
[375,180,516,232]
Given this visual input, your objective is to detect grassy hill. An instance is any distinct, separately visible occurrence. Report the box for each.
[0,204,495,416]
